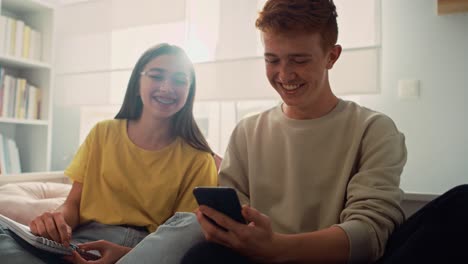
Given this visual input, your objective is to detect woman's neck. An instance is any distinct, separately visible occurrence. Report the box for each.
[127,115,175,151]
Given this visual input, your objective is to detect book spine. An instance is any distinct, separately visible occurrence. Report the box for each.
[2,74,10,118]
[7,138,21,174]
[22,25,31,59]
[2,135,11,174]
[15,20,25,58]
[27,85,37,119]
[9,18,16,56]
[0,16,6,55]
[0,67,4,117]
[0,133,7,175]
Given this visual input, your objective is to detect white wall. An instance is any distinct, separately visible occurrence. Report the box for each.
[51,0,186,169]
[359,0,468,194]
[51,0,468,195]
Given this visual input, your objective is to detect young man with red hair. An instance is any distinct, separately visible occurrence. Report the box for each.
[183,0,405,262]
[117,1,468,263]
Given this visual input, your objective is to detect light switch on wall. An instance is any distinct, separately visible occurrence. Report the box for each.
[398,79,420,99]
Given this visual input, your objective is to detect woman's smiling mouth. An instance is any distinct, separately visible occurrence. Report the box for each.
[153,95,176,105]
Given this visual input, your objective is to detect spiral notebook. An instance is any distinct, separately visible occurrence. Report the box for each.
[0,214,74,255]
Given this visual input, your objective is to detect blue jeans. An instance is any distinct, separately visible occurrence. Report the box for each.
[0,221,148,264]
[118,212,205,264]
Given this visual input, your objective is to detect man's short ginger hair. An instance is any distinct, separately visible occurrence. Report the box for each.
[256,0,338,51]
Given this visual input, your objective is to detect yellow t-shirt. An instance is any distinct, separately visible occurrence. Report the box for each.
[65,119,217,232]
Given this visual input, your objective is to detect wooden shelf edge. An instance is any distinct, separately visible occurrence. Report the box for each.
[438,0,468,15]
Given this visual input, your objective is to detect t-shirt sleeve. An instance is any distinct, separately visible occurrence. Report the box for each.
[338,115,407,263]
[173,153,218,213]
[64,124,99,183]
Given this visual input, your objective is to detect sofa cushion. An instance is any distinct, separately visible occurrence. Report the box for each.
[0,182,71,225]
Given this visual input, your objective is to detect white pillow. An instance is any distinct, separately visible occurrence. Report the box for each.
[0,182,71,225]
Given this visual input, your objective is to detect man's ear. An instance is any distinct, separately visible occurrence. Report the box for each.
[326,44,342,69]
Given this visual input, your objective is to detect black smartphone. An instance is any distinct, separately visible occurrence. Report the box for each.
[70,243,101,261]
[193,187,246,230]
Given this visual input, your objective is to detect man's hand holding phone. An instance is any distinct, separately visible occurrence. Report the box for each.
[193,187,285,262]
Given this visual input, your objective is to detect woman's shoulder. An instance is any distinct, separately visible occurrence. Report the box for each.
[177,139,214,161]
[94,119,123,129]
[86,119,125,141]
[90,119,124,133]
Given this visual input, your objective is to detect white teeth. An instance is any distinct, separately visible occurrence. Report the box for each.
[282,84,301,90]
[154,96,176,105]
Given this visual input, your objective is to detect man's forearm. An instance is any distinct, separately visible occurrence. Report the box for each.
[271,226,350,264]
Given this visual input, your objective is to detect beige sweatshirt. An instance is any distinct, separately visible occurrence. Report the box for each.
[219,99,407,263]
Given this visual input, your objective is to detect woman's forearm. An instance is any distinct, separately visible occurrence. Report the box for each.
[55,202,80,229]
[55,181,83,229]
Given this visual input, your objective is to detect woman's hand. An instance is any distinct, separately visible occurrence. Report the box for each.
[29,211,72,246]
[66,240,131,264]
[29,182,83,247]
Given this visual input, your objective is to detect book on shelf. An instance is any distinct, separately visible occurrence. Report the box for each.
[0,134,8,174]
[0,67,42,119]
[27,84,39,119]
[14,20,25,58]
[0,214,101,260]
[0,67,4,116]
[7,137,21,174]
[7,75,16,118]
[22,25,31,58]
[0,16,6,56]
[0,133,21,175]
[8,18,16,56]
[15,78,26,119]
[0,15,43,61]
[31,29,43,61]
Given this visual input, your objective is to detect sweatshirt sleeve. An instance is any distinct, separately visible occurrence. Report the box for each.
[218,123,251,206]
[337,115,407,263]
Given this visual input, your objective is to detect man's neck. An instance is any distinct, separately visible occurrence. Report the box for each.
[282,95,339,120]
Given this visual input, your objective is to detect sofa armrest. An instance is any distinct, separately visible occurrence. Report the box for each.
[0,171,69,186]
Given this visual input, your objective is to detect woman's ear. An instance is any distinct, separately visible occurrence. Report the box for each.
[326,44,342,70]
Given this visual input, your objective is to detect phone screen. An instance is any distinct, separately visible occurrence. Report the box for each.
[193,187,246,230]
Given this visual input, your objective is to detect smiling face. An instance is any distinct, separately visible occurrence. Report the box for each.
[263,31,341,119]
[139,54,191,120]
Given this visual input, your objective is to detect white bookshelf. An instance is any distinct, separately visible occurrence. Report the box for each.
[0,0,55,177]
[0,53,51,69]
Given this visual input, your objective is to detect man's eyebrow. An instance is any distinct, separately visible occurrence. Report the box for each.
[263,53,313,58]
[288,54,313,58]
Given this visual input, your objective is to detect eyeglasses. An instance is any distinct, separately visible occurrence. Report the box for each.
[140,71,190,89]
